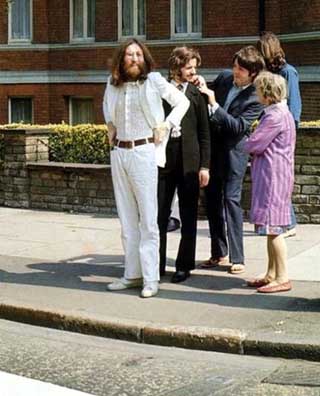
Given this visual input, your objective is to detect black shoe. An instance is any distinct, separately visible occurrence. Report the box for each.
[167,217,180,232]
[171,270,190,283]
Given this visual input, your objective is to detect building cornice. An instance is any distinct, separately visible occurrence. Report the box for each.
[0,66,320,84]
[0,31,319,51]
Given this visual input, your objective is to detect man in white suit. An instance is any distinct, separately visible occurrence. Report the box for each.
[103,39,189,298]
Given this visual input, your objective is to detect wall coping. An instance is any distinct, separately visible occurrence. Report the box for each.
[26,161,110,171]
[2,129,53,136]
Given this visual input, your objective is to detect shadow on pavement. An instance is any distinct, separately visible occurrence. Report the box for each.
[0,253,318,312]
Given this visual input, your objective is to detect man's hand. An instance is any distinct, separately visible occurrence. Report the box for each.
[193,75,216,106]
[107,122,117,146]
[153,121,170,145]
[199,169,210,188]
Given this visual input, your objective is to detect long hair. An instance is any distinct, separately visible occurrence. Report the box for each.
[168,46,201,81]
[233,46,265,79]
[257,31,286,73]
[110,38,155,86]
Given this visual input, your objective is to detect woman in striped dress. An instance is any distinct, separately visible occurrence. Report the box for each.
[244,71,296,293]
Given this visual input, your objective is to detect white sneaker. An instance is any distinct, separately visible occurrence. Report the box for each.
[140,282,159,298]
[107,277,143,291]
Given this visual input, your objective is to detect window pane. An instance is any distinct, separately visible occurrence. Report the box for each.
[73,0,84,38]
[192,0,201,33]
[87,0,95,37]
[11,0,31,39]
[175,0,187,34]
[11,98,33,123]
[72,99,94,125]
[137,0,145,35]
[122,0,133,36]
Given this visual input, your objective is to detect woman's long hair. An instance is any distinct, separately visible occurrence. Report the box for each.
[257,31,286,73]
[110,38,155,86]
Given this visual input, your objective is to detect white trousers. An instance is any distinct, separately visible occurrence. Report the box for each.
[110,144,159,282]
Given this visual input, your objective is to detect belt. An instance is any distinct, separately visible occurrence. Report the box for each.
[114,137,154,149]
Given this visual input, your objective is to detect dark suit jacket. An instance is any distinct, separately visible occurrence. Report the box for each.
[208,70,264,179]
[163,83,210,174]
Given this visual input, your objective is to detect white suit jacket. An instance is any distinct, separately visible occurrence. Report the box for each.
[102,72,190,167]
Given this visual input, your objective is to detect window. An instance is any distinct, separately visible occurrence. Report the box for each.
[70,98,94,125]
[71,0,95,41]
[9,98,33,123]
[172,0,202,37]
[8,0,32,42]
[119,0,145,38]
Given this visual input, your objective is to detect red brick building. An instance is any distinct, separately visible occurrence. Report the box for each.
[0,0,319,125]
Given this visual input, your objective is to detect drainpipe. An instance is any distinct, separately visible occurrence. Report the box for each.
[259,0,266,33]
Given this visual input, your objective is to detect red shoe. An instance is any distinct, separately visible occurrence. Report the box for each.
[247,278,270,288]
[257,281,292,293]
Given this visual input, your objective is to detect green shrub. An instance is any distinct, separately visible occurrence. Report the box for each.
[0,123,110,164]
[49,124,109,164]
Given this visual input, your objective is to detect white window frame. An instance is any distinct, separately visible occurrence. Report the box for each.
[70,0,95,42]
[8,0,33,44]
[171,0,202,38]
[69,97,94,125]
[8,97,33,124]
[118,0,146,40]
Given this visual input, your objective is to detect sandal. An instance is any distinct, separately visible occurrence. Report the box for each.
[257,281,292,293]
[247,278,270,288]
[229,263,245,274]
[198,256,229,269]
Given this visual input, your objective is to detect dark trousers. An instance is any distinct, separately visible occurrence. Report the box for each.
[158,139,199,274]
[205,175,244,264]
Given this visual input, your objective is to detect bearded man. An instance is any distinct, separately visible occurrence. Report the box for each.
[103,39,189,298]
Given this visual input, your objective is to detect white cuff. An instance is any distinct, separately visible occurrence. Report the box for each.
[208,102,219,117]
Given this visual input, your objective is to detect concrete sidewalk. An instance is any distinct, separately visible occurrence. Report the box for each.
[0,207,319,361]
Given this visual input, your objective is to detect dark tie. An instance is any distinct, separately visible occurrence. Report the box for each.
[177,84,184,91]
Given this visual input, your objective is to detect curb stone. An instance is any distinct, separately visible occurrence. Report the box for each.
[0,303,319,362]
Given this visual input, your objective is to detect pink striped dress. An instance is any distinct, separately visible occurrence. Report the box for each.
[244,102,296,229]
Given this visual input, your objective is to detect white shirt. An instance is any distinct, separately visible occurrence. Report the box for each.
[114,82,153,141]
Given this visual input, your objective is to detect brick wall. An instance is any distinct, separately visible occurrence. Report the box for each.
[0,0,319,123]
[280,0,320,33]
[203,0,259,37]
[96,0,118,41]
[300,84,320,121]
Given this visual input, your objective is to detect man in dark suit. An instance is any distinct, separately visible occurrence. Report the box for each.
[197,46,265,275]
[158,46,210,283]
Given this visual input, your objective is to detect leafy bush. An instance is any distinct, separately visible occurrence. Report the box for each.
[0,123,110,164]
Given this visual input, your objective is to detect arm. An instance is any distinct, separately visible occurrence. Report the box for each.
[211,97,264,140]
[282,66,302,123]
[102,81,117,146]
[243,112,282,155]
[196,93,211,169]
[151,72,190,128]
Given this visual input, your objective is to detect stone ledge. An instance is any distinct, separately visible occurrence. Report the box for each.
[27,161,110,171]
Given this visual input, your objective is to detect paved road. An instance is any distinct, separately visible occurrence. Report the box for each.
[0,319,319,396]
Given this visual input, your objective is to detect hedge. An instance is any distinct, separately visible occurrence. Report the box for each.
[0,120,319,165]
[0,123,110,164]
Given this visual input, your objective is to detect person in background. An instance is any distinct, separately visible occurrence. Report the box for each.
[257,31,302,238]
[158,46,210,282]
[197,46,265,275]
[244,71,295,293]
[103,39,189,297]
